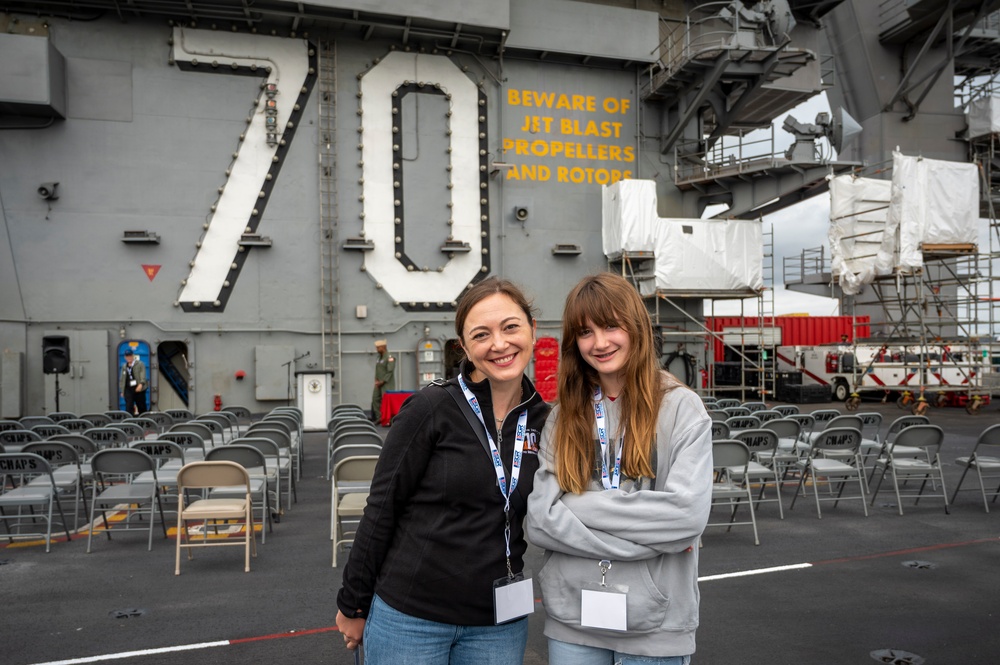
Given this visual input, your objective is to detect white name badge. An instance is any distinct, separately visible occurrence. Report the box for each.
[493,576,534,624]
[581,589,627,631]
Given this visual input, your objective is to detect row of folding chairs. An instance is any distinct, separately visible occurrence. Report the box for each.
[0,406,294,554]
[327,403,382,567]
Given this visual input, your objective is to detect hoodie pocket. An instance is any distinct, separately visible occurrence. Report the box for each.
[537,552,669,634]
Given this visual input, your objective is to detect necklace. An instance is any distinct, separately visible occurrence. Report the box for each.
[494,386,524,424]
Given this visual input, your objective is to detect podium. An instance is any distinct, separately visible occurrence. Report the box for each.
[295,370,335,431]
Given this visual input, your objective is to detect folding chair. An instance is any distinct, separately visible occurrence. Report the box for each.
[0,429,43,452]
[760,418,805,481]
[59,418,94,433]
[0,420,22,433]
[807,414,862,445]
[160,431,208,461]
[22,441,91,530]
[240,428,295,506]
[870,425,949,515]
[856,412,884,466]
[83,426,130,449]
[331,455,378,567]
[710,421,731,441]
[706,440,759,545]
[47,412,78,423]
[105,410,132,422]
[0,452,73,552]
[754,410,782,424]
[707,410,730,423]
[867,415,931,483]
[791,428,869,519]
[168,422,217,452]
[122,417,162,437]
[731,429,785,518]
[31,424,71,439]
[80,413,112,427]
[165,409,195,422]
[196,414,236,443]
[327,425,381,479]
[725,415,761,433]
[175,461,257,574]
[87,448,168,552]
[715,398,741,409]
[742,401,767,413]
[332,403,367,417]
[205,445,273,542]
[109,422,145,442]
[724,406,751,418]
[773,405,799,417]
[232,437,287,516]
[130,440,188,508]
[809,408,840,424]
[20,416,55,429]
[951,424,1000,512]
[140,411,175,432]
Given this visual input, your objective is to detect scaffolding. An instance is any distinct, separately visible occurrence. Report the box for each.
[826,152,999,415]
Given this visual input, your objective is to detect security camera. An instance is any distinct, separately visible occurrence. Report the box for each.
[514,206,529,222]
[37,182,59,201]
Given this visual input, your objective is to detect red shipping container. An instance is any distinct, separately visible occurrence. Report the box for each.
[704,316,871,360]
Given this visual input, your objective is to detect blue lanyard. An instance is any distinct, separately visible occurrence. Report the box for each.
[593,386,624,490]
[457,374,528,514]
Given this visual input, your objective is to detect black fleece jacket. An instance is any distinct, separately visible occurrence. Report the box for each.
[336,360,549,626]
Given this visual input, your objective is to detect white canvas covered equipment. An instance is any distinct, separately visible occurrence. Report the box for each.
[966,96,1000,139]
[879,151,979,273]
[652,218,763,294]
[602,179,658,256]
[828,174,892,295]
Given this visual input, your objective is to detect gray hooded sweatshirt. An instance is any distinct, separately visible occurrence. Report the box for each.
[526,378,712,657]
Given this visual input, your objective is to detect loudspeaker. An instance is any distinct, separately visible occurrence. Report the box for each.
[37,182,59,201]
[514,206,529,222]
[42,335,70,374]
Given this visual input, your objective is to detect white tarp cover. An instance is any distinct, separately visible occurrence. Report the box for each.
[880,151,979,273]
[967,96,1000,139]
[602,179,658,255]
[828,174,892,295]
[651,218,763,294]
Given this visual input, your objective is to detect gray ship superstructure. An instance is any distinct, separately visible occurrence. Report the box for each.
[2,0,998,416]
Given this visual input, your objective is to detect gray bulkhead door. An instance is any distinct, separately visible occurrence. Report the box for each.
[44,329,111,413]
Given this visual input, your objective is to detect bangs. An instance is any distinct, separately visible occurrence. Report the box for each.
[564,282,623,335]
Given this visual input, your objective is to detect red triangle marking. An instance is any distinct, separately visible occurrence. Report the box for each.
[142,264,161,282]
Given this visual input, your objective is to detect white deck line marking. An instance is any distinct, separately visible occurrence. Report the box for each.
[29,640,230,665]
[698,562,813,582]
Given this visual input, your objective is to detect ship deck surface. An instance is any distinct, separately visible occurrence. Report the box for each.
[3,399,998,665]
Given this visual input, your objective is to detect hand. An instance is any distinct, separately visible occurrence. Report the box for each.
[136,385,145,392]
[336,610,365,651]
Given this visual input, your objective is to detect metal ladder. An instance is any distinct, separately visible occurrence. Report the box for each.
[318,41,342,402]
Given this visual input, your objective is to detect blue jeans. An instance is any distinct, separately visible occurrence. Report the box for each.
[362,594,529,665]
[548,638,692,665]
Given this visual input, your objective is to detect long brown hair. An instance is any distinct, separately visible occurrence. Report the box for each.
[554,273,670,493]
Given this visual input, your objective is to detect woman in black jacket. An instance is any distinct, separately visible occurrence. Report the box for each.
[336,277,549,665]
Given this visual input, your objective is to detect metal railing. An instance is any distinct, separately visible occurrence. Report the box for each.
[783,246,830,284]
[674,125,784,184]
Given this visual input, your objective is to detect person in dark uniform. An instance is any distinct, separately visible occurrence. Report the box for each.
[119,349,148,415]
[371,339,395,423]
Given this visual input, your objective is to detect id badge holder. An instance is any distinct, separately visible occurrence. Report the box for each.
[580,560,628,631]
[493,572,534,624]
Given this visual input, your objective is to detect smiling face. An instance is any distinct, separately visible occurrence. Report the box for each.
[575,317,631,395]
[460,292,536,386]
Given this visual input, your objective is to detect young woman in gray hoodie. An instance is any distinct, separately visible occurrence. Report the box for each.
[526,272,713,665]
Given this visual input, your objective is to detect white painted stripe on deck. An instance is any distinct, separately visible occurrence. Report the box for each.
[30,640,230,665]
[699,562,813,582]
